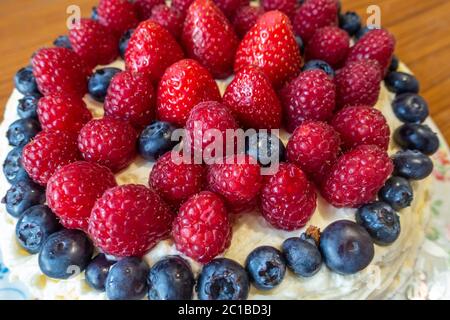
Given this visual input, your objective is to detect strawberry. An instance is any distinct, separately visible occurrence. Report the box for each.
[213,0,249,20]
[261,0,297,19]
[232,5,264,38]
[134,0,165,21]
[97,0,139,36]
[149,4,185,39]
[172,0,195,16]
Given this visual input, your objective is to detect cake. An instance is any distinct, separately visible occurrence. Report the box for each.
[0,0,439,300]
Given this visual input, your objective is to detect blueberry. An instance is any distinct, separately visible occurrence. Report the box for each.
[392,93,429,124]
[282,238,322,277]
[295,36,305,55]
[38,229,94,279]
[17,93,41,119]
[245,132,286,167]
[14,66,39,95]
[3,147,29,184]
[88,67,122,102]
[53,35,72,50]
[105,257,149,300]
[15,205,61,254]
[2,180,46,218]
[339,11,361,36]
[385,71,420,95]
[389,55,399,72]
[392,150,434,180]
[302,60,335,78]
[197,258,250,300]
[319,220,374,275]
[147,256,195,300]
[139,121,178,161]
[394,123,439,155]
[85,254,116,291]
[378,176,413,211]
[6,118,41,147]
[119,29,134,59]
[91,6,98,20]
[245,246,286,290]
[356,201,401,246]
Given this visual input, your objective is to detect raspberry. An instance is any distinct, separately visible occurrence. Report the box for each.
[321,145,393,208]
[331,106,390,151]
[47,161,117,231]
[22,130,81,186]
[32,47,88,97]
[149,151,205,207]
[172,191,231,263]
[149,4,184,39]
[172,0,195,16]
[335,60,382,109]
[261,0,297,19]
[261,163,317,231]
[232,5,264,38]
[134,0,165,21]
[89,184,174,257]
[280,69,336,132]
[213,0,249,20]
[104,71,155,129]
[206,154,262,213]
[78,118,137,172]
[305,26,350,68]
[97,0,139,36]
[37,94,92,133]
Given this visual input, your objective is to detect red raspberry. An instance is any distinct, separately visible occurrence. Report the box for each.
[149,4,184,39]
[32,47,88,98]
[125,20,184,83]
[157,59,221,127]
[37,94,92,133]
[69,18,119,69]
[46,161,117,231]
[335,60,382,109]
[261,0,297,19]
[232,5,264,38]
[22,130,81,186]
[78,118,137,172]
[207,154,262,213]
[172,191,231,263]
[89,184,174,257]
[213,0,249,20]
[331,106,390,151]
[97,0,139,36]
[280,69,336,132]
[104,71,156,129]
[261,163,317,231]
[134,0,164,21]
[321,145,393,208]
[305,26,350,68]
[293,0,338,43]
[149,151,205,207]
[223,65,282,129]
[172,0,195,16]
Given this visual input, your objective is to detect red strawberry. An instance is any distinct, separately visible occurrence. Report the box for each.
[22,130,81,186]
[213,0,249,19]
[280,69,336,133]
[32,47,89,97]
[232,5,264,38]
[125,20,184,82]
[261,0,297,19]
[321,145,393,208]
[150,4,184,39]
[182,0,239,79]
[134,0,165,21]
[223,65,282,129]
[97,0,139,36]
[261,162,317,231]
[157,59,221,127]
[235,10,302,88]
[47,161,117,231]
[89,184,174,257]
[104,70,156,129]
[172,0,195,16]
[331,106,390,151]
[172,191,231,263]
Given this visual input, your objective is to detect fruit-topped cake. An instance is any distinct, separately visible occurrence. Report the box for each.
[0,0,440,300]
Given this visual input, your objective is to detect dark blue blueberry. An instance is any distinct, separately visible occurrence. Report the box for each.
[379,176,413,211]
[392,93,429,124]
[6,118,41,147]
[119,29,134,59]
[3,147,29,184]
[85,254,116,291]
[105,257,149,300]
[53,35,72,50]
[245,246,286,290]
[385,71,420,95]
[197,258,250,300]
[355,25,379,40]
[88,67,122,102]
[389,55,399,72]
[91,6,99,20]
[17,93,41,119]
[282,238,322,277]
[302,59,335,78]
[356,201,401,246]
[319,220,374,275]
[147,256,195,300]
[38,229,94,279]
[245,132,285,167]
[14,66,39,95]
[394,123,439,155]
[392,150,434,180]
[295,36,305,56]
[15,205,61,254]
[339,11,361,36]
[139,121,178,161]
[2,180,46,218]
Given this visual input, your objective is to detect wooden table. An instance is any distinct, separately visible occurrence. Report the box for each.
[1,0,449,142]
